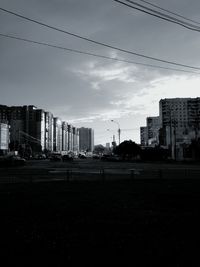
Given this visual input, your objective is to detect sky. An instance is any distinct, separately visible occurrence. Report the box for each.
[1,0,200,145]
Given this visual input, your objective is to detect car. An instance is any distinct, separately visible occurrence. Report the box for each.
[101,154,120,162]
[62,154,73,161]
[78,154,87,159]
[50,153,62,161]
[92,154,100,159]
[34,153,46,160]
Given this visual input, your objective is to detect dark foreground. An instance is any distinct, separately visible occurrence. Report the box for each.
[1,178,200,266]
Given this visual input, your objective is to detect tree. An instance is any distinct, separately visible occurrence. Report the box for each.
[114,140,141,160]
[93,144,105,155]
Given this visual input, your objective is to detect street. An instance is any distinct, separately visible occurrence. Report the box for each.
[1,158,200,183]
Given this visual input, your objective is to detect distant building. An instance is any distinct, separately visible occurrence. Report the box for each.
[106,143,110,149]
[45,112,54,152]
[0,121,9,154]
[53,117,62,152]
[0,105,45,152]
[0,104,91,155]
[72,127,79,153]
[62,121,68,152]
[140,126,148,146]
[159,98,200,159]
[67,124,73,151]
[79,127,94,152]
[146,116,161,146]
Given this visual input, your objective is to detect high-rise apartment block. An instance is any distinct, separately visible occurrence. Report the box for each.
[140,117,161,146]
[159,98,200,143]
[62,121,68,152]
[159,98,200,159]
[79,127,94,152]
[146,116,161,146]
[140,126,148,146]
[0,104,81,155]
[45,112,54,151]
[0,121,9,154]
[53,117,62,152]
[140,97,200,160]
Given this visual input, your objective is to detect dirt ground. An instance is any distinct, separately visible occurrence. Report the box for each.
[1,177,200,266]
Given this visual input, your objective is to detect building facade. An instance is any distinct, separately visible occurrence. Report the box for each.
[159,98,200,159]
[53,117,62,152]
[0,104,84,155]
[140,126,148,146]
[45,112,54,152]
[79,127,94,152]
[0,121,9,154]
[62,121,68,152]
[146,116,161,146]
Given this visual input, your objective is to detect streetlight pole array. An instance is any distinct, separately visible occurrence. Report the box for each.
[111,120,121,145]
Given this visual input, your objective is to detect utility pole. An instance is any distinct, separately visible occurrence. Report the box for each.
[173,118,177,161]
[169,109,173,159]
[111,120,121,145]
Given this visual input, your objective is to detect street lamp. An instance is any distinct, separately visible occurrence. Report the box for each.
[111,120,121,145]
[107,129,115,143]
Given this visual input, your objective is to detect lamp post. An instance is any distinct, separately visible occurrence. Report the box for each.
[111,120,121,145]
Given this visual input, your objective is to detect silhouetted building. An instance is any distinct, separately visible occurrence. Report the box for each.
[146,116,161,146]
[79,127,94,152]
[140,126,148,146]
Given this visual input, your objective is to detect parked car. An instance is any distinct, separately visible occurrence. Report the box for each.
[92,154,100,159]
[101,154,120,162]
[78,153,87,159]
[50,153,62,161]
[62,154,73,162]
[34,153,46,160]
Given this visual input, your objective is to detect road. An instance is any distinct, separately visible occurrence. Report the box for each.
[1,158,200,265]
[1,158,200,183]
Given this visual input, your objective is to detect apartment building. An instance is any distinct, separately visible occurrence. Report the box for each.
[159,98,200,159]
[140,126,148,146]
[0,121,9,154]
[146,116,161,146]
[79,127,94,152]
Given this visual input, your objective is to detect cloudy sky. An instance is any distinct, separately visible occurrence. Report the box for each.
[1,0,200,145]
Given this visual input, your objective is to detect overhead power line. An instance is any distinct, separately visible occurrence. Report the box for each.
[123,0,200,29]
[119,0,200,30]
[114,0,200,32]
[0,32,199,75]
[0,7,200,70]
[137,0,200,26]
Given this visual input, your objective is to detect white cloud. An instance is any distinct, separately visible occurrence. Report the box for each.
[73,61,137,85]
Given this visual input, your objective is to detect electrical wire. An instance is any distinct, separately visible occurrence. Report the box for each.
[0,7,200,70]
[114,0,200,32]
[137,0,200,26]
[0,32,199,75]
[122,0,200,29]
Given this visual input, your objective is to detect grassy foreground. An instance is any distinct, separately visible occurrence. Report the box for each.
[1,178,200,266]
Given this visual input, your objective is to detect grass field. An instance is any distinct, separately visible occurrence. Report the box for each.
[1,177,200,265]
